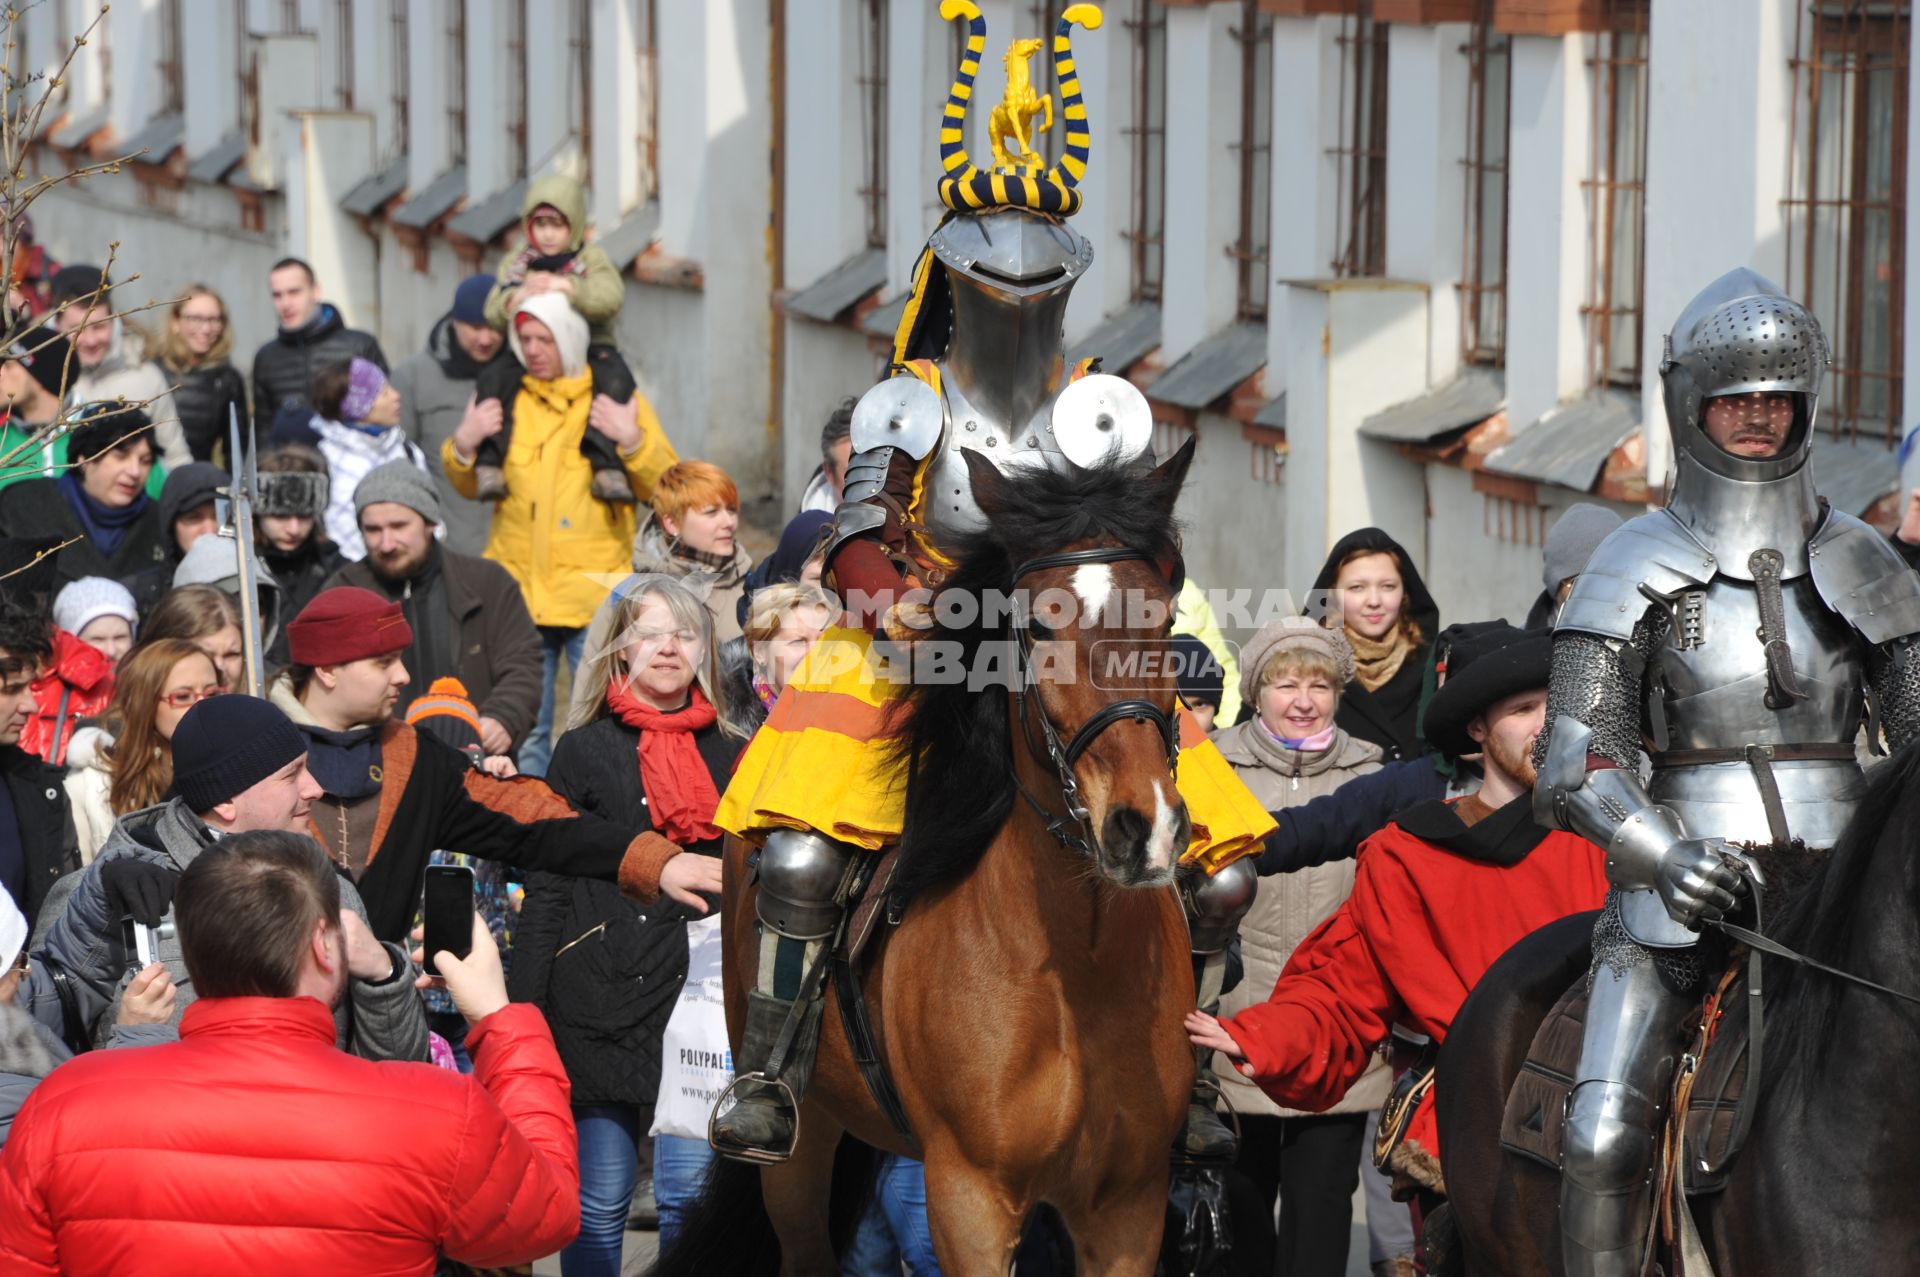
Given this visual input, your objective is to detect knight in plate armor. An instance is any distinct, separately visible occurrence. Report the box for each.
[708,1,1270,1164]
[1534,268,1920,1277]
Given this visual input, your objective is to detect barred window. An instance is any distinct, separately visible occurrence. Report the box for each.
[1228,1,1273,322]
[858,0,888,248]
[1784,0,1910,444]
[1459,4,1509,366]
[445,0,467,166]
[506,0,527,176]
[1331,2,1388,279]
[1121,0,1168,304]
[634,0,658,202]
[389,0,409,162]
[1026,0,1069,165]
[158,0,184,115]
[570,0,592,184]
[1581,1,1649,390]
[330,0,352,111]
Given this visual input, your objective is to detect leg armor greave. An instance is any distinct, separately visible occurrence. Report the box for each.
[756,829,860,940]
[1182,857,1257,956]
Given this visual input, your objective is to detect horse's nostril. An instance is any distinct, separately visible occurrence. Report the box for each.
[1099,806,1151,861]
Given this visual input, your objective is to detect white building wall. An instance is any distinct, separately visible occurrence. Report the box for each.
[1640,0,1796,487]
[1159,2,1240,364]
[1384,22,1472,389]
[1502,33,1591,438]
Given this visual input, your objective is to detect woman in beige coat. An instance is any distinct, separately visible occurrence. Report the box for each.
[1210,616,1388,1277]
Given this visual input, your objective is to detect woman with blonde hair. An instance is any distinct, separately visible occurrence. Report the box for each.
[137,584,244,691]
[512,574,740,1269]
[151,285,247,464]
[64,639,221,861]
[1208,616,1388,1276]
[733,581,837,732]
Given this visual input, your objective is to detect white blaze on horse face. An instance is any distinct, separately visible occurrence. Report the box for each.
[1145,778,1180,872]
[1072,564,1114,630]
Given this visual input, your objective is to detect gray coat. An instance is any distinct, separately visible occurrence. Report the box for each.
[1210,719,1393,1119]
[393,314,495,557]
[36,799,430,1061]
[0,985,172,1148]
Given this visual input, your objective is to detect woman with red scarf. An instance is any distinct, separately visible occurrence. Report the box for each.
[509,573,744,1277]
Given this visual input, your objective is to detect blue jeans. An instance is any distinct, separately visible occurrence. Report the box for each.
[560,1105,640,1277]
[842,1156,941,1276]
[518,625,586,777]
[652,1133,713,1252]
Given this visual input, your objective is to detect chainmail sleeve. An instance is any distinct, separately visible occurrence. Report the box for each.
[1869,633,1920,752]
[1532,607,1670,774]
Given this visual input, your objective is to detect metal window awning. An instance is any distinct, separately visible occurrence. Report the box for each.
[598,202,662,272]
[390,166,468,229]
[1483,390,1639,492]
[1148,323,1267,410]
[1359,367,1505,443]
[121,113,184,162]
[185,132,246,185]
[860,292,909,341]
[786,248,887,324]
[446,178,526,244]
[1812,435,1900,518]
[1066,301,1162,373]
[340,156,410,216]
[1254,392,1286,430]
[50,104,109,150]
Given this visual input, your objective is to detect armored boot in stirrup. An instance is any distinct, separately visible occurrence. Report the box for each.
[710,829,859,1164]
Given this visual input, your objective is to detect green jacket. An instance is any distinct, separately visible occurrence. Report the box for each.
[484,174,625,345]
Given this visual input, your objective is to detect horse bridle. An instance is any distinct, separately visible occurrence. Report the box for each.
[1007,545,1184,855]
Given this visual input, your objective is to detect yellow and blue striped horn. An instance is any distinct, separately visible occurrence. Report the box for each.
[934,1,1102,218]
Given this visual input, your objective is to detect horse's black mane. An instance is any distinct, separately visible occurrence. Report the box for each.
[1765,739,1920,1094]
[883,449,1184,907]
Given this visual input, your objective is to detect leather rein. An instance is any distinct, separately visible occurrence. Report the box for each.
[1006,546,1184,856]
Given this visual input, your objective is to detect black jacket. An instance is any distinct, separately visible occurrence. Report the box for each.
[250,304,388,434]
[159,360,248,463]
[266,537,346,666]
[0,745,78,933]
[1309,527,1441,762]
[509,715,740,1107]
[0,479,169,591]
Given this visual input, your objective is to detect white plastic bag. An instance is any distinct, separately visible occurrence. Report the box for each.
[650,914,733,1140]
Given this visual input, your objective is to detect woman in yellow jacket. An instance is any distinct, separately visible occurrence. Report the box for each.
[443,292,676,773]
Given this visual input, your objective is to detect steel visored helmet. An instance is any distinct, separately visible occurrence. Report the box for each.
[1660,267,1830,484]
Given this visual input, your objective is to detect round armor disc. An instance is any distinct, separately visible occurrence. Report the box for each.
[1050,374,1153,468]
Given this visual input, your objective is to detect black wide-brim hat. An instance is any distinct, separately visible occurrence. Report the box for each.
[1421,623,1554,759]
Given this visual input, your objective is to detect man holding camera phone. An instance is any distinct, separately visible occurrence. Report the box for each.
[0,829,581,1273]
[32,694,429,1059]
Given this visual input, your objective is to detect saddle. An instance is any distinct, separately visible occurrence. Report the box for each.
[828,843,919,1153]
[1499,962,1752,1197]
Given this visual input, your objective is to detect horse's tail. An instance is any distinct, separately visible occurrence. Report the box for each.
[645,1138,882,1277]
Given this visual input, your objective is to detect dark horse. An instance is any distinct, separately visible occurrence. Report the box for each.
[657,441,1202,1276]
[1436,742,1920,1274]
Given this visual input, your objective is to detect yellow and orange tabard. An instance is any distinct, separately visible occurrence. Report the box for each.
[716,625,1274,874]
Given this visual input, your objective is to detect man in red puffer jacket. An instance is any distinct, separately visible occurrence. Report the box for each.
[0,828,580,1275]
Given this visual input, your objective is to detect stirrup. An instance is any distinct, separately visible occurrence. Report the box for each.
[709,1071,800,1166]
[1170,1069,1242,1168]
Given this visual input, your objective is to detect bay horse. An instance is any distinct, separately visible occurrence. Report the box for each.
[657,440,1202,1276]
[1434,740,1920,1275]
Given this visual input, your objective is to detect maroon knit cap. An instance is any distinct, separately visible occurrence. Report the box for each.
[287,587,413,666]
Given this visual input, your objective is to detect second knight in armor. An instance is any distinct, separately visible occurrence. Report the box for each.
[1534,268,1920,1277]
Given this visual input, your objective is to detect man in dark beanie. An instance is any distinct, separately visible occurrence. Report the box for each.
[1189,622,1608,1211]
[393,274,504,555]
[326,457,540,755]
[261,586,706,942]
[32,693,429,1059]
[1171,633,1226,734]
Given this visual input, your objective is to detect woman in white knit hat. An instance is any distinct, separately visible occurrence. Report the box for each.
[52,577,137,666]
[1207,615,1390,1276]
